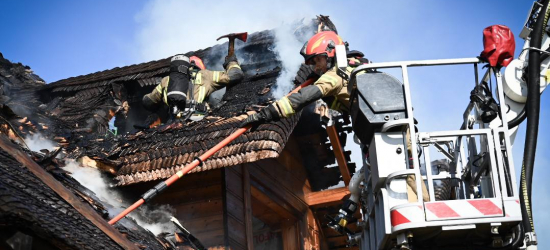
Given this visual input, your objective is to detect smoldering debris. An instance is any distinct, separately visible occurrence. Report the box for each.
[64,159,176,236]
[132,205,177,236]
[24,133,57,152]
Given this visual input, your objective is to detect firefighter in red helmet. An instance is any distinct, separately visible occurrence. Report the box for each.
[142,54,244,119]
[241,31,367,126]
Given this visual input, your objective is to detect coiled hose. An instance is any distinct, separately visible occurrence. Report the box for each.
[508,108,526,128]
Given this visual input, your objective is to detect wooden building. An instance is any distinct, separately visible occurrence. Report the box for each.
[0,16,363,249]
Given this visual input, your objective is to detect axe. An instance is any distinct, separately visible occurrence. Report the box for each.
[216,32,248,58]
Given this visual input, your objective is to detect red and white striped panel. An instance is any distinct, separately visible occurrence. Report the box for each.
[390,204,425,228]
[425,199,503,221]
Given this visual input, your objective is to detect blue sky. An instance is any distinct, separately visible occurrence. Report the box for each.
[1,0,548,246]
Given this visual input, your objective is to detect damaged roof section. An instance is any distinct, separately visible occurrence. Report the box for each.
[0,137,167,250]
[112,113,300,186]
[39,19,326,186]
[29,26,290,142]
[80,62,308,186]
[0,53,54,138]
[0,16,340,189]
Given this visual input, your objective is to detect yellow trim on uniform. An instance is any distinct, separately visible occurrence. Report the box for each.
[279,97,295,117]
[197,86,206,103]
[159,78,169,105]
[213,71,220,82]
[162,88,168,105]
[319,74,338,87]
[154,83,163,94]
[195,72,202,85]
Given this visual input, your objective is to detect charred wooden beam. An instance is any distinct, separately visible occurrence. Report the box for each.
[326,125,351,186]
[306,187,350,208]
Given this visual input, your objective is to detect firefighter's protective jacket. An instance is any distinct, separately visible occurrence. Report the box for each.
[144,61,243,108]
[272,58,365,118]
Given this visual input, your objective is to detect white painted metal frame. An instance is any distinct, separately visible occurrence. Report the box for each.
[353,58,522,250]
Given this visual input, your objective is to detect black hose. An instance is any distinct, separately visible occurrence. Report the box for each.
[520,0,549,236]
[507,107,526,128]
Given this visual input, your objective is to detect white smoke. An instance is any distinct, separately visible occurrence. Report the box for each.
[64,160,124,213]
[64,160,175,235]
[133,0,314,62]
[132,205,176,235]
[24,133,56,152]
[271,21,314,99]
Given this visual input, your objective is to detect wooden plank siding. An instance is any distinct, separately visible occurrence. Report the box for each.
[222,166,253,250]
[242,166,254,249]
[142,169,226,248]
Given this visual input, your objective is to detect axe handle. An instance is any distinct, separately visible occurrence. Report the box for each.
[227,38,235,58]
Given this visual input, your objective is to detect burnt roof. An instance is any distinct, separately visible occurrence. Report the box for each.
[112,114,300,186]
[0,16,344,189]
[37,20,325,186]
[0,138,166,249]
[90,64,307,186]
[43,29,280,94]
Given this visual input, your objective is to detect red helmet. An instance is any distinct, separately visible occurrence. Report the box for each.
[300,31,344,65]
[189,56,205,70]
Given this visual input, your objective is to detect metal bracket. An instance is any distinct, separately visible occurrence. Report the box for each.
[519,1,543,39]
[434,142,455,162]
[525,232,538,246]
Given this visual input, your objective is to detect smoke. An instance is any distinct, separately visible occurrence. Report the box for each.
[65,160,124,213]
[131,205,176,235]
[133,0,315,61]
[133,0,316,107]
[271,21,315,99]
[24,133,56,152]
[64,160,175,235]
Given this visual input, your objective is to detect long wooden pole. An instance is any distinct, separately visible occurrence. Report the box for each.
[109,78,317,225]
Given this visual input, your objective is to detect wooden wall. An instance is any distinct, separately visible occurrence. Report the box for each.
[144,165,255,249]
[152,169,226,248]
[127,134,333,249]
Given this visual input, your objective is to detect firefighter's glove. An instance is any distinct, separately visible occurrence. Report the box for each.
[240,105,280,128]
[223,55,239,70]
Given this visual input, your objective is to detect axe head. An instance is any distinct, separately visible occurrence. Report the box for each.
[216,32,248,42]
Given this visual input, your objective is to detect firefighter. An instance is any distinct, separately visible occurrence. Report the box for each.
[241,31,430,202]
[142,54,244,118]
[240,31,358,126]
